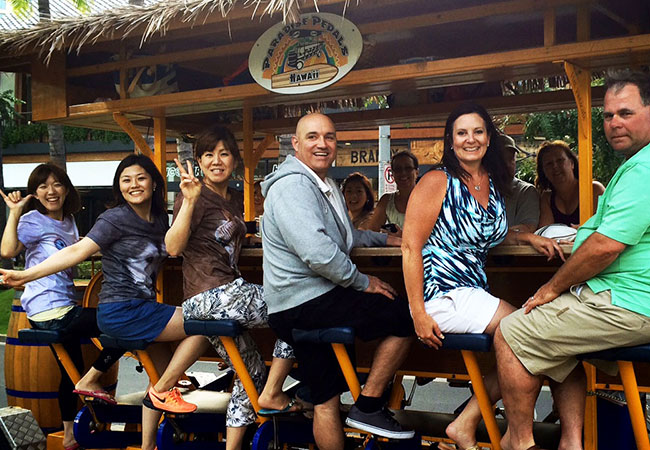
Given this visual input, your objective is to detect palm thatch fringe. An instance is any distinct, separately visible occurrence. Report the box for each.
[0,0,354,64]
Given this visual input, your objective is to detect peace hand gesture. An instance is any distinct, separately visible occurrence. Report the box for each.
[175,158,201,202]
[0,189,33,215]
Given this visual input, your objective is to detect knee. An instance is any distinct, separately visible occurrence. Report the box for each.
[314,395,340,417]
[493,325,510,355]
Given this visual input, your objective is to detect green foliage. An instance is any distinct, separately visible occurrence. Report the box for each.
[2,122,131,147]
[87,129,132,143]
[2,122,48,147]
[0,90,24,123]
[515,156,537,185]
[7,0,30,18]
[523,108,623,185]
[76,260,102,279]
[9,0,89,18]
[0,289,15,335]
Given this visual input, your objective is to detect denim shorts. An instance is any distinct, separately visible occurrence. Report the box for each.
[97,299,176,342]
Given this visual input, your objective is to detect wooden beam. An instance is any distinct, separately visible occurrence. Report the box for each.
[359,0,592,36]
[55,85,604,137]
[243,106,255,221]
[113,112,153,158]
[31,52,67,121]
[564,61,592,225]
[153,111,167,193]
[67,32,650,120]
[14,74,24,114]
[544,8,556,47]
[68,41,255,77]
[336,128,445,141]
[253,133,275,162]
[119,45,128,99]
[153,111,166,306]
[576,4,591,42]
[593,4,640,34]
[66,0,595,78]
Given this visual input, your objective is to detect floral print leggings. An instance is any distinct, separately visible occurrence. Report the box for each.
[182,277,294,427]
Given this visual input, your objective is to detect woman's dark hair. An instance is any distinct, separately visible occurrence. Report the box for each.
[391,150,419,170]
[25,163,80,217]
[110,154,167,216]
[535,140,579,191]
[193,125,242,167]
[342,172,375,213]
[441,102,511,195]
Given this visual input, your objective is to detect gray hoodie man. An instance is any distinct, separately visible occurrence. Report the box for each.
[261,113,414,448]
[261,153,386,313]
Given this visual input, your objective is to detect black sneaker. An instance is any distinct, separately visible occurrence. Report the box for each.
[345,405,415,439]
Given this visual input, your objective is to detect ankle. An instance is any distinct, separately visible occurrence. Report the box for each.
[355,394,383,413]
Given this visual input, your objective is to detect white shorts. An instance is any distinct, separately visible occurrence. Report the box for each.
[424,287,500,334]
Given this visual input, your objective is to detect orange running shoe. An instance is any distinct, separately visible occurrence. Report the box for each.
[145,386,197,414]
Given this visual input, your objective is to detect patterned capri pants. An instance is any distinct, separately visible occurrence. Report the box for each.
[182,277,294,427]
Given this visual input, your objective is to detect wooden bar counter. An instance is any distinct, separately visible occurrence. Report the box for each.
[162,245,571,378]
[161,244,646,388]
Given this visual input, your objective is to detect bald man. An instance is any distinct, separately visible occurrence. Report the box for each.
[261,113,414,449]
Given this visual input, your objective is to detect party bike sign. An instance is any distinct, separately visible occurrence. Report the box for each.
[249,13,363,94]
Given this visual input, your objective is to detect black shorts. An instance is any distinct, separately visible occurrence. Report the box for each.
[268,285,414,405]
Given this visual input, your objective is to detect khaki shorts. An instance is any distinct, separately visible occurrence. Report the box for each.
[500,284,650,383]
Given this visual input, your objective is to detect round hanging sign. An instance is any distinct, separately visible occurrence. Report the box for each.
[249,13,363,94]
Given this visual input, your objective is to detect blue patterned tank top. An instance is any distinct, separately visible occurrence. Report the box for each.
[423,169,508,302]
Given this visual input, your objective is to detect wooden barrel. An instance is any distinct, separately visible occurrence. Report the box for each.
[5,285,119,433]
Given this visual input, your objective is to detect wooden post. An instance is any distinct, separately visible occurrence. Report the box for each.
[153,111,167,193]
[544,8,556,47]
[153,110,167,304]
[31,52,67,121]
[243,106,255,221]
[564,61,593,225]
[577,4,591,42]
[113,112,153,157]
[119,45,128,100]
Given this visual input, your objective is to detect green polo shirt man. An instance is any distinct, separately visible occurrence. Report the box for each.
[494,70,650,450]
[575,142,650,316]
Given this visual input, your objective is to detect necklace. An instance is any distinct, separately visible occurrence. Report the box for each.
[472,175,483,191]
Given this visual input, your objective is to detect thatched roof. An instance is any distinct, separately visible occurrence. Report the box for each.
[0,0,159,32]
[0,0,348,62]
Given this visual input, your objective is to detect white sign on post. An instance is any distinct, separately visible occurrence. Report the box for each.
[379,160,397,196]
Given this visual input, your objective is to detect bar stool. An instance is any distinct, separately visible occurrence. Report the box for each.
[19,329,142,449]
[579,344,650,450]
[291,327,360,399]
[184,320,314,450]
[18,329,84,386]
[99,335,160,384]
[439,333,502,450]
[291,327,502,449]
[99,332,231,450]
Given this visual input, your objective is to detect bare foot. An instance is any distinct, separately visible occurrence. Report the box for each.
[74,380,105,393]
[443,417,478,450]
[257,391,300,412]
[500,431,542,450]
